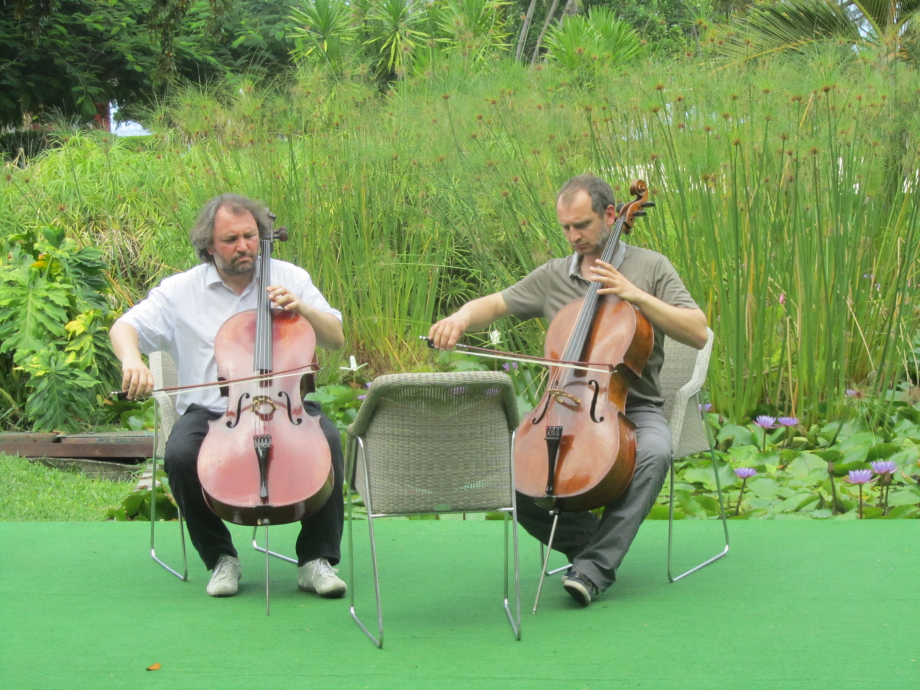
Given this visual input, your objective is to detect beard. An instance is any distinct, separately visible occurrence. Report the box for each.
[214,251,257,277]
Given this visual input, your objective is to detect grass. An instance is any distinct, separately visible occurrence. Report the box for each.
[0,454,140,521]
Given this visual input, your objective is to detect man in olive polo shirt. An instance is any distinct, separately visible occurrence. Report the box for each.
[428,174,708,607]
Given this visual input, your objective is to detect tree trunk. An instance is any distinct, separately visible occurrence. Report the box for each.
[515,0,539,62]
[530,0,561,65]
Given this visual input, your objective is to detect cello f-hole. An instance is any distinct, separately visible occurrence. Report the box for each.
[588,380,605,423]
[226,392,251,428]
[277,391,303,425]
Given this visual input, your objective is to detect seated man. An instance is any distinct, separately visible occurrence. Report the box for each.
[110,193,347,599]
[429,174,707,606]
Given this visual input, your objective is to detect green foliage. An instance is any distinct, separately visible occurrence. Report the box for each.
[0,228,120,431]
[289,0,361,66]
[543,7,642,84]
[104,479,179,521]
[658,402,920,519]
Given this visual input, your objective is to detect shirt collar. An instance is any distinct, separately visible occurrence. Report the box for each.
[205,257,261,295]
[568,241,628,280]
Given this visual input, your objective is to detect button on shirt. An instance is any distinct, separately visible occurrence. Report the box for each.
[118,259,341,415]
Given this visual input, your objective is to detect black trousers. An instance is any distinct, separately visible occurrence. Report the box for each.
[164,401,344,571]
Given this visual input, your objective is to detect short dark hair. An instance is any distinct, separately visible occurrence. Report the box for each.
[556,174,616,217]
[189,194,273,263]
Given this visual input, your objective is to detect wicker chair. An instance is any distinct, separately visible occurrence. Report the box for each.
[659,327,730,582]
[345,372,522,648]
[147,351,297,591]
[148,351,188,581]
[540,327,729,584]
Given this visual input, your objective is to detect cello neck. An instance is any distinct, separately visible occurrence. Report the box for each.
[560,217,626,363]
[253,236,274,374]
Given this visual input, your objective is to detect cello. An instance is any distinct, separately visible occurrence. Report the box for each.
[513,181,654,605]
[197,220,334,529]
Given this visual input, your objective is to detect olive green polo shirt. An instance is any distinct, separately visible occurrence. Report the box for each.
[501,243,699,407]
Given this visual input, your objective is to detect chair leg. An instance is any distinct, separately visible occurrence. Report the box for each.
[348,438,384,648]
[503,512,522,641]
[539,542,571,577]
[251,527,297,564]
[667,416,730,583]
[149,401,188,581]
[532,510,562,614]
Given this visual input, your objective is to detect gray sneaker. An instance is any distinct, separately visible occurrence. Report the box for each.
[207,554,241,597]
[298,558,346,598]
[563,571,599,607]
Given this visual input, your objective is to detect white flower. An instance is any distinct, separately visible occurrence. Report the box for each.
[489,330,502,345]
[339,355,367,372]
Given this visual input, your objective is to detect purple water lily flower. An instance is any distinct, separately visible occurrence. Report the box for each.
[845,469,873,485]
[870,460,897,475]
[733,467,756,515]
[357,395,366,400]
[777,417,798,427]
[754,415,776,429]
[845,469,873,519]
[699,403,713,412]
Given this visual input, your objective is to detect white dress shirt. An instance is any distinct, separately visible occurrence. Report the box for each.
[118,259,341,415]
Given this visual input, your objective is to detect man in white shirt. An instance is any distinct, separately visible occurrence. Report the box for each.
[110,194,347,599]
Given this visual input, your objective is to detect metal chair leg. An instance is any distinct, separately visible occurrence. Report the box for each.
[532,510,561,614]
[149,400,188,581]
[503,512,522,640]
[251,527,297,564]
[504,433,521,640]
[667,409,730,583]
[349,438,384,648]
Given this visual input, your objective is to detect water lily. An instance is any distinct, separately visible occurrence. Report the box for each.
[753,416,775,450]
[871,461,897,515]
[699,403,713,412]
[845,469,873,519]
[870,461,896,475]
[777,417,798,427]
[733,467,756,515]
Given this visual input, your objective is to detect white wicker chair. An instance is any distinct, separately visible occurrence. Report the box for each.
[659,327,730,582]
[148,351,188,581]
[345,371,522,649]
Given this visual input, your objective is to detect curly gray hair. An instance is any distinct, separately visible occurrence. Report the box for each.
[189,194,273,263]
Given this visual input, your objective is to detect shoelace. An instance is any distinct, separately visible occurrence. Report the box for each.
[313,559,338,578]
[213,558,238,580]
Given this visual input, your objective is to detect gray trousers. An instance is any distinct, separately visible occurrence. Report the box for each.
[515,404,672,592]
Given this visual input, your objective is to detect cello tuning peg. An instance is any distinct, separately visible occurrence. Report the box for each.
[275,227,289,242]
[633,211,647,218]
[642,201,656,208]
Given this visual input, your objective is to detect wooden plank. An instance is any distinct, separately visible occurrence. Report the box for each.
[58,432,153,445]
[0,432,60,444]
[2,441,152,459]
[28,457,141,481]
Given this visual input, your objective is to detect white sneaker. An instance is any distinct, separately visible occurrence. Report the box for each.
[298,558,346,598]
[207,554,241,597]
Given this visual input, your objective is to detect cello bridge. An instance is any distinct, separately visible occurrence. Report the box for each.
[547,389,581,406]
[252,395,277,421]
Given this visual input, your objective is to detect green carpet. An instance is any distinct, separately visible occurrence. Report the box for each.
[1,519,917,690]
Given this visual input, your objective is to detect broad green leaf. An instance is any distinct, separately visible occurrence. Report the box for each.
[717,423,754,448]
[746,477,783,499]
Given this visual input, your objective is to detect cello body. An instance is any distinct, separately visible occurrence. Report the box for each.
[197,224,333,527]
